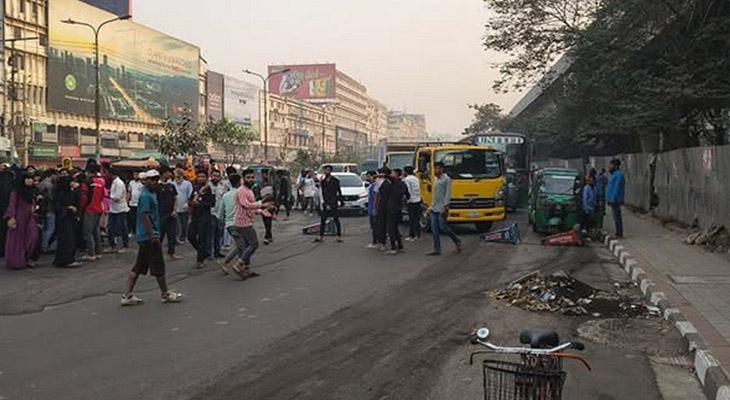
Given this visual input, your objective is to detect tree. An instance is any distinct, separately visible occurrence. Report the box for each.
[464,103,506,134]
[203,118,256,166]
[153,106,207,160]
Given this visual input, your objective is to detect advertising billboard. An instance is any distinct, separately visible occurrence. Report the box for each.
[48,0,200,123]
[224,75,260,134]
[80,0,132,17]
[267,64,337,103]
[206,71,224,121]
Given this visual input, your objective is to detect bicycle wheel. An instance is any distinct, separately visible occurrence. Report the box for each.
[482,359,566,400]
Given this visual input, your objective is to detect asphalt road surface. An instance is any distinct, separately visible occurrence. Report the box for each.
[0,211,702,400]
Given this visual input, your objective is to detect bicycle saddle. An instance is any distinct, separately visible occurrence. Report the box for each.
[519,328,560,349]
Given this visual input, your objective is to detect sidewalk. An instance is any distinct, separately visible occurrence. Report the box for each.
[609,208,730,378]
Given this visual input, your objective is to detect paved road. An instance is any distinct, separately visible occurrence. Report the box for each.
[0,211,700,399]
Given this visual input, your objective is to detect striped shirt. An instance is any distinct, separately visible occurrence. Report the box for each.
[234,185,257,228]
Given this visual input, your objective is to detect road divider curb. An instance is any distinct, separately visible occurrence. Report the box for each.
[600,231,730,400]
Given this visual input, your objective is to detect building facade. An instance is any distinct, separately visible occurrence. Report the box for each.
[2,0,204,165]
[266,92,335,162]
[387,111,427,141]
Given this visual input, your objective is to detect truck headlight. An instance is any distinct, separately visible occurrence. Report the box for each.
[496,187,506,206]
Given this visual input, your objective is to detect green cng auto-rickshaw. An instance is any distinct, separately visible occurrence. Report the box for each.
[528,168,582,233]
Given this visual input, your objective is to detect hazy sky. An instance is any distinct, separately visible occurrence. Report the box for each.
[134,0,524,137]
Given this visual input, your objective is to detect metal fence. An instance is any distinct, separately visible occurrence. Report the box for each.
[535,145,730,229]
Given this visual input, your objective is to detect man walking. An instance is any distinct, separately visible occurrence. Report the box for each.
[582,175,597,236]
[37,169,58,253]
[108,169,130,252]
[173,168,193,244]
[315,165,343,243]
[158,168,180,261]
[227,169,272,279]
[375,167,391,251]
[120,169,182,306]
[427,162,462,256]
[607,159,625,239]
[302,170,316,215]
[216,174,240,275]
[188,170,215,269]
[403,166,421,242]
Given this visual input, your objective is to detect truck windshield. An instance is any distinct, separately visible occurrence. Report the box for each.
[541,175,577,194]
[387,153,413,170]
[435,149,501,179]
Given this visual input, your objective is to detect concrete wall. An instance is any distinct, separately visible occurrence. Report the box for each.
[535,145,730,229]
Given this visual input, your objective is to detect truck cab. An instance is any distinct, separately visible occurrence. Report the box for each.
[415,143,506,233]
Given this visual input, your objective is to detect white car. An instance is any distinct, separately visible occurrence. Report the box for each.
[330,172,368,214]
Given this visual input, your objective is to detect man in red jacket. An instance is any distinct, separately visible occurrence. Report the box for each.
[81,163,105,261]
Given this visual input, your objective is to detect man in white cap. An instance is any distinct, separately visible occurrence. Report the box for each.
[121,169,182,305]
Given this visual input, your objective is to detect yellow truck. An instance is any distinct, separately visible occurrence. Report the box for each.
[415,142,506,233]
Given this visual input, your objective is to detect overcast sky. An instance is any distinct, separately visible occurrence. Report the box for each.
[134,0,524,137]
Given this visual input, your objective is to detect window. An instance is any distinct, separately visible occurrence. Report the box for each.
[19,0,25,14]
[58,126,78,146]
[434,149,502,180]
[81,128,95,137]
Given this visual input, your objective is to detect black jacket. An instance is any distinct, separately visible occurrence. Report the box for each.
[190,183,215,220]
[320,175,342,208]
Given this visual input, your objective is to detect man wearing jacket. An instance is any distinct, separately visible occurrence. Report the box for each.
[315,165,343,243]
[607,159,625,239]
[188,169,216,269]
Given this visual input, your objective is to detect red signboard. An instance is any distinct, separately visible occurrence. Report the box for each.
[59,146,81,158]
[267,64,337,103]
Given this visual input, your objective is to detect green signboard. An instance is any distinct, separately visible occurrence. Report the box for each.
[31,145,58,159]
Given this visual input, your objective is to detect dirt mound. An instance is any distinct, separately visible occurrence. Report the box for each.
[491,271,655,318]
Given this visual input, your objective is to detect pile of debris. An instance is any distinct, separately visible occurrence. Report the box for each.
[684,223,730,253]
[491,271,657,318]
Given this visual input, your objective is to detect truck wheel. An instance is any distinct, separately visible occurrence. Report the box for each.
[475,222,493,234]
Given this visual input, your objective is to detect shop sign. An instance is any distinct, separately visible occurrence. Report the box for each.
[59,146,81,158]
[31,144,58,159]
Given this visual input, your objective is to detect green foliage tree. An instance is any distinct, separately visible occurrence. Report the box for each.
[154,106,207,160]
[487,0,730,155]
[464,103,506,134]
[203,118,256,166]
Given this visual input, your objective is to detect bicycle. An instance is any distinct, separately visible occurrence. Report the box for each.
[468,327,592,400]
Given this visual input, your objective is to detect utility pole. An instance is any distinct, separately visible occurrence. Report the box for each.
[242,68,290,162]
[61,15,131,161]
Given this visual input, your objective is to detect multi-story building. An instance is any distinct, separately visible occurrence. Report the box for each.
[266,93,335,162]
[2,0,204,165]
[367,98,388,146]
[387,111,427,141]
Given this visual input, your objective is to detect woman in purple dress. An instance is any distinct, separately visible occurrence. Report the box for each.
[4,172,39,270]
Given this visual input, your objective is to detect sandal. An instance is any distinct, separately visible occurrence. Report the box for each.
[230,263,248,280]
[242,267,260,279]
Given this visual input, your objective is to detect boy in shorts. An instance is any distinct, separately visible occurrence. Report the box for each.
[121,170,183,306]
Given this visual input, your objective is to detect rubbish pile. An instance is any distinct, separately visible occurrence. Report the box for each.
[491,271,656,318]
[684,224,729,253]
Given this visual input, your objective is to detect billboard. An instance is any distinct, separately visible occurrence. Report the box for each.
[80,0,132,17]
[206,71,224,121]
[224,75,260,135]
[267,64,337,103]
[48,0,200,123]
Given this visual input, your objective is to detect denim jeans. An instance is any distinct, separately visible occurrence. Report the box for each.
[209,215,223,256]
[430,211,460,254]
[611,203,624,237]
[83,213,102,257]
[177,212,189,242]
[108,212,129,249]
[41,210,56,252]
[225,226,259,266]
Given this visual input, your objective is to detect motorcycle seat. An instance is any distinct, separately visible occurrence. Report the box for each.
[519,328,560,349]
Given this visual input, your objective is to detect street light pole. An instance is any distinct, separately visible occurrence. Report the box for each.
[243,68,289,162]
[62,15,131,162]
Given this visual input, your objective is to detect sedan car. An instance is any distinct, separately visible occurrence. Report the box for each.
[331,172,369,215]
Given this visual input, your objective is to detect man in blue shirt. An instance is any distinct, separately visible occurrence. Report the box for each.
[606,159,626,239]
[365,171,379,249]
[121,170,182,306]
[582,175,597,235]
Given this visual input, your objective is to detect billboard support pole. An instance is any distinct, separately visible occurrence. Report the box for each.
[61,15,131,162]
[243,68,290,163]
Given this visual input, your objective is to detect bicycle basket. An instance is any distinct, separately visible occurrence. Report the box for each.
[481,359,566,400]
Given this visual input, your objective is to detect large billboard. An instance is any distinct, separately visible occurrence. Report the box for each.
[206,71,224,121]
[80,0,132,17]
[224,75,260,135]
[267,64,336,103]
[48,0,200,123]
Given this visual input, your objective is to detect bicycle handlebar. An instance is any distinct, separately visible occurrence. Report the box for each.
[469,337,584,355]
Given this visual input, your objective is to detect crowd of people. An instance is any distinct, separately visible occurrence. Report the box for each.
[0,156,468,305]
